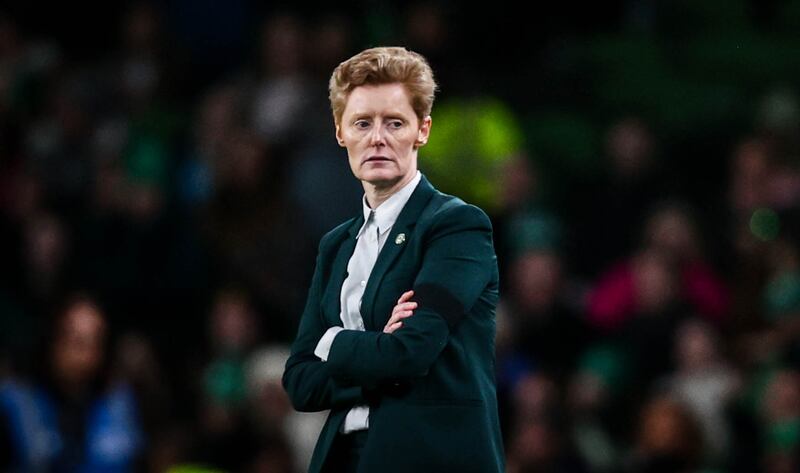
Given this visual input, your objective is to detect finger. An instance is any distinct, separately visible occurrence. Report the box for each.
[391,303,416,317]
[397,290,415,304]
[383,321,403,334]
[391,310,414,322]
[387,310,414,326]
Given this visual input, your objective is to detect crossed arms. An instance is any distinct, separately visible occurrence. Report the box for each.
[282,204,494,412]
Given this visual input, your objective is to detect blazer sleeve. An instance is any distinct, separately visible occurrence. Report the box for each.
[325,203,496,386]
[282,241,366,412]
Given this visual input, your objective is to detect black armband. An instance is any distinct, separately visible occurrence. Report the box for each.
[413,283,465,330]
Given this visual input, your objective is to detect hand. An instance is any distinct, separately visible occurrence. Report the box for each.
[383,290,416,334]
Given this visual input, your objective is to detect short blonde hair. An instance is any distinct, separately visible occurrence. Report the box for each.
[329,46,437,125]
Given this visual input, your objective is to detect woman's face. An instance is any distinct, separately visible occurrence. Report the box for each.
[53,302,106,386]
[336,83,431,194]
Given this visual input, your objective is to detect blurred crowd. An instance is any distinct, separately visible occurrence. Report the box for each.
[1,1,800,472]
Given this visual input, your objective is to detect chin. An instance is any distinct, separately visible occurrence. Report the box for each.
[360,169,402,186]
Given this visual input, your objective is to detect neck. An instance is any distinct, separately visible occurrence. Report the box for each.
[364,171,416,209]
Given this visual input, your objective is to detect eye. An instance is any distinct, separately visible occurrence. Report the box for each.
[388,120,404,129]
[354,120,370,129]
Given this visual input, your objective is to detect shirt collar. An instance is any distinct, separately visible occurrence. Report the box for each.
[358,171,421,238]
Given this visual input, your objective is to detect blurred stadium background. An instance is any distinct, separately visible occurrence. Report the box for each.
[1,1,800,472]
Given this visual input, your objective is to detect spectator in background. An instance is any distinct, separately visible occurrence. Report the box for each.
[202,126,314,339]
[24,71,95,221]
[21,211,71,309]
[114,0,174,231]
[725,364,800,473]
[503,247,590,385]
[728,237,800,472]
[176,84,241,210]
[729,137,774,217]
[0,11,60,170]
[588,247,688,390]
[567,344,630,473]
[114,2,169,115]
[400,2,458,92]
[305,14,353,89]
[740,237,800,367]
[0,169,46,352]
[644,201,730,321]
[0,294,143,472]
[183,291,305,473]
[762,237,800,340]
[587,201,730,340]
[112,331,174,470]
[249,13,311,152]
[755,87,800,170]
[192,288,261,471]
[725,133,800,276]
[506,373,588,473]
[491,153,564,281]
[730,366,800,473]
[725,137,777,337]
[245,345,315,473]
[0,210,72,393]
[661,319,741,463]
[507,415,588,473]
[625,395,703,473]
[758,369,800,473]
[571,116,668,277]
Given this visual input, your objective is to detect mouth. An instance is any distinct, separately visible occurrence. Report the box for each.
[363,156,393,165]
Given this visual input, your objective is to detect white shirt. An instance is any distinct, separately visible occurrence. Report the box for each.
[314,171,421,433]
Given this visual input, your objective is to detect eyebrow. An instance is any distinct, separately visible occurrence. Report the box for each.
[350,113,408,122]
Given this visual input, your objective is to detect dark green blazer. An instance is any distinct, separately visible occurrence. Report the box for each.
[282,175,504,473]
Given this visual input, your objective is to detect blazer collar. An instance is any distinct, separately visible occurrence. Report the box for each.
[359,171,422,238]
[346,213,365,238]
[345,173,433,237]
[360,174,436,329]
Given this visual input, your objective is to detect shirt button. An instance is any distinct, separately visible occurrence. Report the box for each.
[360,280,366,287]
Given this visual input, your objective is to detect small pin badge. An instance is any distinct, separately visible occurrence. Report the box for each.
[395,233,406,245]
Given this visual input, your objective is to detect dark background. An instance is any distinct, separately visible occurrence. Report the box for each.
[1,1,800,472]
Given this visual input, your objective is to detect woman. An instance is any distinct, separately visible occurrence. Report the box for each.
[0,295,143,472]
[282,47,503,472]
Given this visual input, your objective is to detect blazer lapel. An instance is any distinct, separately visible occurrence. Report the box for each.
[362,175,436,330]
[322,215,363,326]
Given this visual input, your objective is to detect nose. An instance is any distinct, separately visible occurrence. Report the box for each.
[369,123,386,146]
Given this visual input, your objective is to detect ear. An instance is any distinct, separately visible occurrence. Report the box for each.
[335,123,346,147]
[415,116,432,148]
